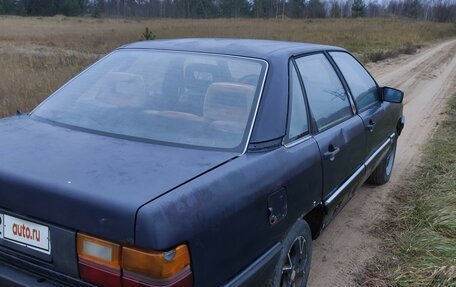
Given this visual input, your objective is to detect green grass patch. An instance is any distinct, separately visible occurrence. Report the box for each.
[358,94,456,287]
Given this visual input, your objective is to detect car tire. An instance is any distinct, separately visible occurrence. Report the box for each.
[368,140,397,185]
[271,220,312,287]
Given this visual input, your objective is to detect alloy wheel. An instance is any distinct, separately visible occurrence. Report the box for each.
[281,236,308,287]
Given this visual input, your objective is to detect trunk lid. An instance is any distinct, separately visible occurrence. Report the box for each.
[0,116,237,243]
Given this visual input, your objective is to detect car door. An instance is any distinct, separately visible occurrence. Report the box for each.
[282,61,323,222]
[294,53,367,213]
[329,52,393,170]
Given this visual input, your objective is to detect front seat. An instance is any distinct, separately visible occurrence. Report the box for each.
[179,63,224,115]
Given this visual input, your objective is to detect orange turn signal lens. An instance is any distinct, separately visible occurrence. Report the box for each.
[77,233,121,268]
[122,244,190,278]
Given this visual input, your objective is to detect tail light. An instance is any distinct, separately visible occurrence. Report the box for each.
[77,233,192,287]
[77,234,122,287]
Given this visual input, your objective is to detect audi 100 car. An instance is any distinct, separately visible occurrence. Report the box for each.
[0,39,404,287]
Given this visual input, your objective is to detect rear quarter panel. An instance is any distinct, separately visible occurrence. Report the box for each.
[135,141,322,287]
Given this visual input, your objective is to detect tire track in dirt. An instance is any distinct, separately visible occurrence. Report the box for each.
[376,40,455,105]
[307,39,456,287]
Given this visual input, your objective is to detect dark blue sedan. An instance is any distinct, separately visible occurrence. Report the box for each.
[0,39,404,287]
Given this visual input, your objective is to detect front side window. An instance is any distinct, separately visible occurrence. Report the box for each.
[33,50,267,151]
[285,64,309,142]
[330,52,378,111]
[295,53,352,131]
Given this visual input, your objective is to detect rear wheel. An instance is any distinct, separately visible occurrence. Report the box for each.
[368,140,397,185]
[272,220,312,287]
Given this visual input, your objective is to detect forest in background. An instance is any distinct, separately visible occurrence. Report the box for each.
[0,0,454,22]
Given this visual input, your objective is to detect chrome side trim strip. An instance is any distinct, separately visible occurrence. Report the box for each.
[389,132,396,143]
[365,132,396,167]
[324,164,365,206]
[283,135,312,148]
[325,132,396,206]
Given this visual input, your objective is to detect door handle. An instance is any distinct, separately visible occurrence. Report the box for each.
[324,145,340,161]
[366,119,376,132]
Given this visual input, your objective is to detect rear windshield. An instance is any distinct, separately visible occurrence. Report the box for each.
[32,50,267,152]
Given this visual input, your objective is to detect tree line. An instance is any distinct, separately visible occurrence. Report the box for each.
[0,0,454,22]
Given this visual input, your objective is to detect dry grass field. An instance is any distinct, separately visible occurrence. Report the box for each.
[0,15,455,117]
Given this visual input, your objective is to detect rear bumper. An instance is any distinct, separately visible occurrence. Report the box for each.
[0,260,59,287]
[0,249,94,287]
[0,260,94,287]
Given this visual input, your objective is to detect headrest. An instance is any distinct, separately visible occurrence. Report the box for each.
[185,64,222,93]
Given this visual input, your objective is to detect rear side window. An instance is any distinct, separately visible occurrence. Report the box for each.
[285,64,309,142]
[295,54,352,131]
[330,52,378,111]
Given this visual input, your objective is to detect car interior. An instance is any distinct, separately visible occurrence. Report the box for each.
[40,52,262,149]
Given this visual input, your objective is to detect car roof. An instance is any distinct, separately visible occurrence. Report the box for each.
[120,38,345,60]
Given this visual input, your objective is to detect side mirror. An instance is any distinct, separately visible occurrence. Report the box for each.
[382,87,404,103]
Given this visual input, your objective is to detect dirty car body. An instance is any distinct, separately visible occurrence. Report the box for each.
[0,39,404,287]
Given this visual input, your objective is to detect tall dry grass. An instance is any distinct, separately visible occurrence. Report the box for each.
[357,94,456,286]
[0,16,455,117]
[0,48,95,118]
[1,16,454,54]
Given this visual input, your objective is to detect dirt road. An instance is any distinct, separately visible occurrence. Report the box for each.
[307,39,456,287]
